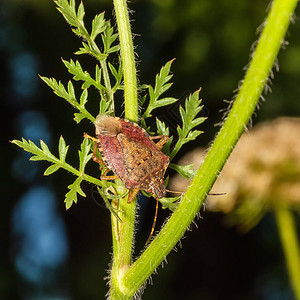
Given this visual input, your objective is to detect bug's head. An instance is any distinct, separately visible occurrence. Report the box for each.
[95,114,122,136]
[148,177,167,199]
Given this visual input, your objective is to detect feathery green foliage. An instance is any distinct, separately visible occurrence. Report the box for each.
[143,60,177,118]
[12,0,299,299]
[13,0,205,215]
[11,136,92,209]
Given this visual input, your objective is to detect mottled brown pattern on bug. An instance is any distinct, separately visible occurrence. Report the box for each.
[93,114,170,200]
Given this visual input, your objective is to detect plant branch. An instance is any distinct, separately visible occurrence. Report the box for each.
[121,0,298,296]
[110,0,138,298]
[113,0,138,121]
[275,204,300,300]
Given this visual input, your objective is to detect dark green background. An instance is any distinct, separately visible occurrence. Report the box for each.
[2,0,300,299]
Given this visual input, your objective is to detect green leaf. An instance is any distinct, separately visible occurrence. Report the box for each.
[179,90,205,133]
[170,90,206,160]
[11,138,58,163]
[75,42,90,55]
[65,177,86,209]
[107,45,120,54]
[138,94,147,107]
[12,138,66,177]
[80,89,88,106]
[95,65,102,85]
[40,75,95,123]
[74,112,86,123]
[55,0,88,40]
[62,59,106,91]
[44,164,61,176]
[91,13,106,41]
[58,135,69,162]
[169,163,197,180]
[155,118,173,155]
[77,1,85,23]
[186,130,202,141]
[143,59,177,118]
[153,97,177,110]
[12,136,73,177]
[156,118,169,136]
[109,61,123,92]
[40,76,69,100]
[40,140,51,156]
[12,137,105,209]
[79,137,92,172]
[67,80,76,99]
[99,99,113,115]
[62,59,90,88]
[102,21,120,54]
[55,0,79,28]
[159,196,181,211]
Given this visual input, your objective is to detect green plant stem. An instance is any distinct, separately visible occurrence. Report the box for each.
[274,204,300,300]
[76,18,114,109]
[113,0,138,121]
[110,0,138,298]
[120,0,298,296]
[100,60,114,108]
[90,39,114,110]
[110,181,135,300]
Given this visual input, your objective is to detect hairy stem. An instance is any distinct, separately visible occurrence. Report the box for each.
[110,182,135,300]
[120,0,298,296]
[113,0,138,121]
[110,0,138,298]
[100,59,115,111]
[274,204,300,300]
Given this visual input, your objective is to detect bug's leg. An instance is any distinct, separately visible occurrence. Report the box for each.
[127,189,139,204]
[165,188,182,195]
[101,174,119,181]
[84,133,104,164]
[150,135,169,150]
[84,133,98,143]
[145,197,159,245]
[92,141,106,165]
[84,134,110,173]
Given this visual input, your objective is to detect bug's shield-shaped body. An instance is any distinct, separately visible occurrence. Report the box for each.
[95,114,170,199]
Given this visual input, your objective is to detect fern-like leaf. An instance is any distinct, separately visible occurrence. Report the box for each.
[170,90,206,159]
[65,177,86,209]
[169,163,197,180]
[91,13,106,42]
[143,59,177,118]
[159,196,181,211]
[55,0,87,37]
[102,21,120,54]
[79,137,92,172]
[62,59,106,90]
[40,76,95,123]
[155,118,173,156]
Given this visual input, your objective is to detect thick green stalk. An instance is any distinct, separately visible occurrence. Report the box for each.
[110,182,135,300]
[275,204,300,300]
[120,0,298,296]
[110,0,138,298]
[113,0,138,121]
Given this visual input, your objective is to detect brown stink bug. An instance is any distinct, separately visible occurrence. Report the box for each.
[86,114,170,204]
[85,114,170,243]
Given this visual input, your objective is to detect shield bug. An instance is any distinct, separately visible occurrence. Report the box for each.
[89,114,170,204]
[85,114,170,243]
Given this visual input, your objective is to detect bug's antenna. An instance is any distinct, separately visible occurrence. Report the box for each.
[145,197,159,245]
[208,192,226,196]
[165,189,182,194]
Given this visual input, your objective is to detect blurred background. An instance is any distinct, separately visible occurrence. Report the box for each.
[2,0,300,299]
